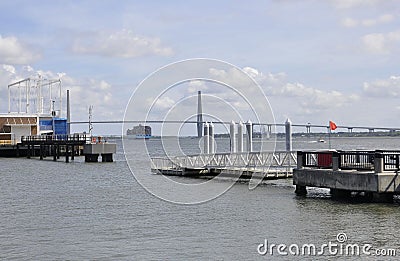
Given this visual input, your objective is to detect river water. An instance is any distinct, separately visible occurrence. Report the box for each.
[1,136,400,260]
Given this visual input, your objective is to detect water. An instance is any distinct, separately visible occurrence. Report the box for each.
[1,137,400,260]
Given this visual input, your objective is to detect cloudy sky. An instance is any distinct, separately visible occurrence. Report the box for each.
[0,0,399,135]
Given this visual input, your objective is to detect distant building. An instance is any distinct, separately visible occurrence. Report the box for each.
[0,115,67,145]
[127,124,151,139]
[0,77,67,145]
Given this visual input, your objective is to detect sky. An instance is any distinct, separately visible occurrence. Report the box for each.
[0,0,399,135]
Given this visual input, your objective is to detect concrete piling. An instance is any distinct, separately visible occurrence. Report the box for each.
[237,122,243,153]
[203,122,209,154]
[230,121,236,153]
[285,118,292,151]
[209,122,215,154]
[246,121,253,152]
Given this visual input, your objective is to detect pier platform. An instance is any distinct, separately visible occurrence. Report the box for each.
[6,135,117,163]
[293,150,400,202]
[20,135,87,162]
[0,144,40,157]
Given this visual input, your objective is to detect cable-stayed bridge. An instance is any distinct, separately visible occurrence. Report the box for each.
[70,120,400,133]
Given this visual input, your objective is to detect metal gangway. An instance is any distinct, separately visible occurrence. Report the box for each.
[151,151,297,178]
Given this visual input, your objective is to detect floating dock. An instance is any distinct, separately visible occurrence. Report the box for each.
[293,150,400,202]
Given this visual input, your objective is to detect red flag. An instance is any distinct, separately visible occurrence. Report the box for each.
[329,121,337,131]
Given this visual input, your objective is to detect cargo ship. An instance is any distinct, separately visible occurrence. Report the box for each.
[126,124,151,139]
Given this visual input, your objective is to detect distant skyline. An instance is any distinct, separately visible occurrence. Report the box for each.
[1,0,399,135]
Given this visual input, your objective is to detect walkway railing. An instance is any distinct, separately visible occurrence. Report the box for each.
[382,151,400,171]
[297,150,400,172]
[21,134,90,144]
[151,151,297,173]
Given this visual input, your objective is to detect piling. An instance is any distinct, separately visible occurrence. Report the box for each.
[53,145,57,161]
[65,145,69,163]
[197,91,203,137]
[246,120,253,152]
[230,121,236,153]
[209,122,215,154]
[67,89,71,135]
[237,122,243,153]
[266,125,271,139]
[71,145,75,160]
[285,118,292,151]
[203,122,209,154]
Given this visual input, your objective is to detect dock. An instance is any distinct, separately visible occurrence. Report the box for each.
[14,135,116,163]
[21,135,87,162]
[151,151,297,180]
[293,150,400,202]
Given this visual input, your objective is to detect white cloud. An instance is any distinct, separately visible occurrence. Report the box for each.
[203,66,360,121]
[362,30,400,54]
[362,33,387,54]
[23,65,34,72]
[242,66,260,79]
[2,64,16,74]
[147,96,176,111]
[241,66,359,111]
[208,67,262,95]
[379,14,396,23]
[0,64,35,90]
[331,0,381,9]
[363,76,400,97]
[71,29,173,58]
[273,82,358,110]
[0,35,40,64]
[0,64,119,122]
[341,14,395,28]
[186,80,208,94]
[58,75,117,120]
[341,18,358,28]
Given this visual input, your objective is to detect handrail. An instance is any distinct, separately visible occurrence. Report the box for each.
[339,151,375,170]
[151,151,297,171]
[21,134,90,143]
[382,152,400,171]
[297,150,400,172]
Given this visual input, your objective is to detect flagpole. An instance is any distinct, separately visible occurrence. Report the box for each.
[328,127,331,149]
[328,120,337,149]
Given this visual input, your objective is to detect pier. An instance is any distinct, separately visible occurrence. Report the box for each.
[19,135,116,163]
[293,150,400,202]
[21,135,87,162]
